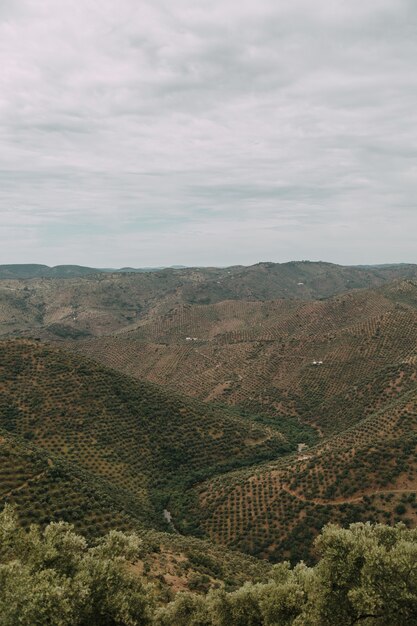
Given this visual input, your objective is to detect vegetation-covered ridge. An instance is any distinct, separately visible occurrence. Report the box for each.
[1,505,417,626]
[2,279,417,564]
[0,339,290,531]
[1,262,417,340]
[0,439,273,597]
[1,271,417,580]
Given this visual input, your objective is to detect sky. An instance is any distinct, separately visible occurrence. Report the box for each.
[0,0,416,267]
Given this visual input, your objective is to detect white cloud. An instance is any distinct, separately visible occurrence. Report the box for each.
[0,0,416,265]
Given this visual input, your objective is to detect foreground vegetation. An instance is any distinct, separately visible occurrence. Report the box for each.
[1,506,416,626]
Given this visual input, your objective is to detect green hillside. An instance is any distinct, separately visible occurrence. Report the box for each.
[178,378,417,563]
[1,274,417,576]
[71,281,417,435]
[0,340,290,526]
[0,430,273,597]
[0,428,147,533]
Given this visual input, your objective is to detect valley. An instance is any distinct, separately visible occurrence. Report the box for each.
[0,262,416,583]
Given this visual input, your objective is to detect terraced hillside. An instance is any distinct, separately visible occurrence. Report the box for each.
[72,281,417,435]
[0,340,291,529]
[0,272,182,337]
[175,376,417,564]
[2,262,417,339]
[56,279,417,562]
[0,427,146,534]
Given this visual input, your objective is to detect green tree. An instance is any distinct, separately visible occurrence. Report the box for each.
[2,505,417,626]
[156,522,417,626]
[300,522,417,625]
[0,505,153,626]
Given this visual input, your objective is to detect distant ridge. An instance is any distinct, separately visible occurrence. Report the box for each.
[106,265,188,273]
[0,264,104,279]
[0,261,416,280]
[1,261,417,340]
[0,264,190,279]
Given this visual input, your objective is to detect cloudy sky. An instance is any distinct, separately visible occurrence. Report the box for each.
[0,0,416,267]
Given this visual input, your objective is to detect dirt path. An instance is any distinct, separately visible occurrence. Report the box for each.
[0,471,46,499]
[310,424,324,438]
[281,485,417,507]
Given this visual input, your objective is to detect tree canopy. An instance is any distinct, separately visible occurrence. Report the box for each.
[1,505,416,626]
[0,505,153,625]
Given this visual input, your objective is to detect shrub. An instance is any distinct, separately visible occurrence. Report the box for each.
[0,505,153,625]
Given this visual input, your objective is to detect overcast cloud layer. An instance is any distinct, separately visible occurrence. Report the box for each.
[0,0,416,266]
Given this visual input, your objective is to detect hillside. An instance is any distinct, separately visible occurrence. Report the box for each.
[0,340,290,526]
[1,272,417,568]
[70,280,417,435]
[60,280,417,562]
[174,377,417,563]
[1,262,417,340]
[0,427,148,534]
[0,430,273,596]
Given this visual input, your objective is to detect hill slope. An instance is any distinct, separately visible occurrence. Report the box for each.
[177,377,417,563]
[61,281,417,562]
[1,271,417,569]
[0,340,290,527]
[1,262,417,339]
[0,428,273,595]
[71,281,417,435]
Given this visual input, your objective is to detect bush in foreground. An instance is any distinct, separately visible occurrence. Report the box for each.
[156,521,417,625]
[1,505,417,625]
[0,505,153,625]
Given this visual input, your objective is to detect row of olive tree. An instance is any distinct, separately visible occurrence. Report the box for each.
[1,505,416,625]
